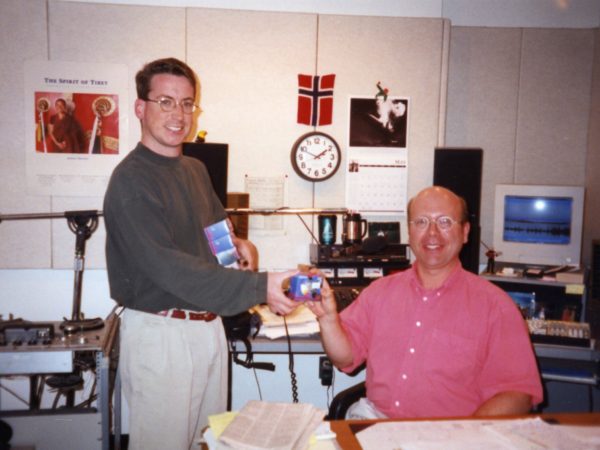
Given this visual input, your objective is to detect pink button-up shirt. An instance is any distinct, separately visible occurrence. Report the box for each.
[340,265,543,418]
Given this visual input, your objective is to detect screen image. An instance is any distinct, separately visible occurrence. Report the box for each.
[507,291,539,320]
[503,195,572,245]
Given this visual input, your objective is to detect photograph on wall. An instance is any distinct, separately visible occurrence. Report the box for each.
[348,95,408,148]
[34,92,119,155]
[25,60,129,197]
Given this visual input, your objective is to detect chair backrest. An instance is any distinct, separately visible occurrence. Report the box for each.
[326,381,366,420]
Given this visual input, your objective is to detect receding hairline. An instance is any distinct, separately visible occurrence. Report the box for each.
[407,186,469,223]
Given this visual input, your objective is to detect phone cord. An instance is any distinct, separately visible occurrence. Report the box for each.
[283,316,299,403]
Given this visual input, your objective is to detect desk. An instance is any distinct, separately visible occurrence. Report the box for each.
[228,336,365,411]
[229,335,600,412]
[330,412,600,449]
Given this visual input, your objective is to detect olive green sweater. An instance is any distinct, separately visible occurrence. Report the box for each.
[103,143,267,315]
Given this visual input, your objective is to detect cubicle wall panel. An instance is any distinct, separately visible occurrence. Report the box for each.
[187,8,318,269]
[515,28,593,186]
[582,27,600,268]
[44,2,188,269]
[0,0,52,268]
[445,27,522,266]
[317,15,450,206]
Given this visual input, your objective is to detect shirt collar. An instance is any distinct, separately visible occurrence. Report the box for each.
[409,263,464,297]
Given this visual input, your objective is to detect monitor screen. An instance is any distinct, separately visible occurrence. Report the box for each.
[493,184,584,268]
[503,195,573,245]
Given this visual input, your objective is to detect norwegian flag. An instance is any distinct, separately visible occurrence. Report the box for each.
[297,74,335,126]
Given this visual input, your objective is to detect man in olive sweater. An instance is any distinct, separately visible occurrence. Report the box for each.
[103,57,297,450]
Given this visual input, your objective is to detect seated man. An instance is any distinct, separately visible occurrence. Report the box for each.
[306,186,543,419]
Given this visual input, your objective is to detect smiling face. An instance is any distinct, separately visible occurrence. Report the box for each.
[408,187,470,283]
[55,98,67,115]
[135,73,195,157]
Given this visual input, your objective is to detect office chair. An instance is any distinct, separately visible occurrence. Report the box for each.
[327,381,366,420]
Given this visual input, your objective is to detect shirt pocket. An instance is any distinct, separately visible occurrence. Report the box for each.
[427,328,478,381]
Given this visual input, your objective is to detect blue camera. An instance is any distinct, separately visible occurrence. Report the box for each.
[287,274,322,301]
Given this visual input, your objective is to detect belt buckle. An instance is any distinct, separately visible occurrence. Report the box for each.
[170,309,187,319]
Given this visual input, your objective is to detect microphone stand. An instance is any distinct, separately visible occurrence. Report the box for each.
[0,210,104,334]
[0,209,104,408]
[62,211,104,334]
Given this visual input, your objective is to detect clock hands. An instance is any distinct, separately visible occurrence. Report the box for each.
[313,148,329,160]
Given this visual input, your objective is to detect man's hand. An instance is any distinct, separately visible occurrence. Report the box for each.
[304,274,354,369]
[232,236,258,271]
[304,275,338,322]
[266,270,300,316]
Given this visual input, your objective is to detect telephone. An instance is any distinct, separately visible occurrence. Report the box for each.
[222,311,275,372]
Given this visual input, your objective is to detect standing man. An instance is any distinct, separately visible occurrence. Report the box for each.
[103,57,298,450]
[307,186,543,419]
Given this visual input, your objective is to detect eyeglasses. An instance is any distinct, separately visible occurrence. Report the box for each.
[409,216,460,231]
[144,96,200,114]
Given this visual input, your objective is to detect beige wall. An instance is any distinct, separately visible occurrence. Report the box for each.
[0,0,598,271]
[585,27,600,267]
[446,26,597,269]
[0,0,448,270]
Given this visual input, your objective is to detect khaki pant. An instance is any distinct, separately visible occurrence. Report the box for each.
[120,308,228,450]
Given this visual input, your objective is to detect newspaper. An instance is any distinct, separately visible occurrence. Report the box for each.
[218,400,325,450]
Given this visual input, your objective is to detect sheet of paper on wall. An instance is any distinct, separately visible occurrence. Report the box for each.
[244,175,287,235]
[345,148,407,214]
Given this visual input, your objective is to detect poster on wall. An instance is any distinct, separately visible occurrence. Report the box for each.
[346,95,409,214]
[24,60,129,197]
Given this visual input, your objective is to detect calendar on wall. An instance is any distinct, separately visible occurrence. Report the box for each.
[345,94,409,214]
[345,148,407,214]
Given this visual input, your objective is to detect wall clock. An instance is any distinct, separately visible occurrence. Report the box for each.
[290,131,341,182]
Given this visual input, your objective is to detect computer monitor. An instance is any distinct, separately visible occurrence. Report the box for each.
[492,184,585,268]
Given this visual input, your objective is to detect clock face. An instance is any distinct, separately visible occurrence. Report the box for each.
[291,132,341,182]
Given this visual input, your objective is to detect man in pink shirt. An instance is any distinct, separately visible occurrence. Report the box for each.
[306,186,543,418]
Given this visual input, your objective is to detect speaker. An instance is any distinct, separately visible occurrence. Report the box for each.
[182,142,228,207]
[592,240,600,300]
[433,147,483,274]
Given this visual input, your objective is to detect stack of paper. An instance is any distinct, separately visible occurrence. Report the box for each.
[354,417,600,450]
[252,304,320,339]
[217,400,325,450]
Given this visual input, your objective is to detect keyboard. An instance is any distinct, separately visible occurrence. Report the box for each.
[333,286,364,312]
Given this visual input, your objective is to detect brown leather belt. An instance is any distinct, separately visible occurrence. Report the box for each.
[157,309,217,322]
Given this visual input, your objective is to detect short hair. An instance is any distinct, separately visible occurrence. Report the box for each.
[407,187,469,223]
[135,57,197,100]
